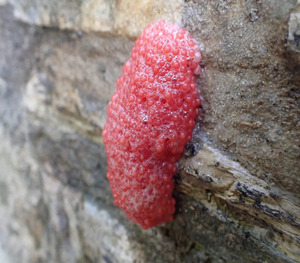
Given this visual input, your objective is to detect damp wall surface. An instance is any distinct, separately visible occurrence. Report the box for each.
[0,1,299,262]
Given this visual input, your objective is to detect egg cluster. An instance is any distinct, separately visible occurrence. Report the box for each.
[102,20,201,229]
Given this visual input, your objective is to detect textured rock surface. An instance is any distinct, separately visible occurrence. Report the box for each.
[0,1,299,263]
[3,0,183,38]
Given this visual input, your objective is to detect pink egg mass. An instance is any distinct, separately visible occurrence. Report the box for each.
[102,20,201,229]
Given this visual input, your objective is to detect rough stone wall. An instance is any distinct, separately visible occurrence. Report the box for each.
[0,1,299,263]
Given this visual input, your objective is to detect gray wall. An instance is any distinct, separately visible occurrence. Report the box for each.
[0,1,299,262]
